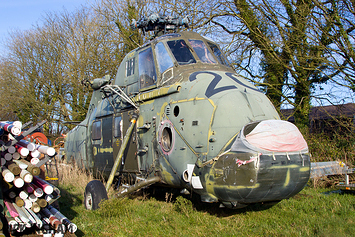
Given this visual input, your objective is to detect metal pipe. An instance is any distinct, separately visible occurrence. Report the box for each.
[106,114,137,192]
[114,176,161,198]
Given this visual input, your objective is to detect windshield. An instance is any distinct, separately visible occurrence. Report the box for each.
[155,42,174,73]
[189,39,216,64]
[167,39,196,65]
[138,47,157,89]
[207,42,230,66]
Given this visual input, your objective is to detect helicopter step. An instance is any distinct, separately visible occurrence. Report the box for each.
[114,176,161,199]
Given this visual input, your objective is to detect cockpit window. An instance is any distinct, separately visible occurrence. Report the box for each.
[207,42,230,66]
[125,57,135,77]
[155,42,174,73]
[167,39,196,65]
[189,40,216,64]
[139,47,157,89]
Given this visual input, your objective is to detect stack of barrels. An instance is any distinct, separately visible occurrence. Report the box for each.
[0,121,77,236]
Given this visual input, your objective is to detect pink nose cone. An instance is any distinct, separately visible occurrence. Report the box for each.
[244,120,308,152]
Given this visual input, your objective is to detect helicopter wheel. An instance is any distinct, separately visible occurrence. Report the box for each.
[84,180,108,210]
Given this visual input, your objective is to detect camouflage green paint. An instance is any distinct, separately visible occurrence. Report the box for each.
[64,31,310,207]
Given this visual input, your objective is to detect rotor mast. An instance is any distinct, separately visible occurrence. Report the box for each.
[131,13,189,38]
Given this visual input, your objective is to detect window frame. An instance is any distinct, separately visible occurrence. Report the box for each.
[189,39,217,64]
[154,42,174,73]
[167,39,196,65]
[125,57,135,77]
[206,42,230,66]
[92,120,102,140]
[138,47,157,89]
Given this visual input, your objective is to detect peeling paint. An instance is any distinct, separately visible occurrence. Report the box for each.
[299,167,310,172]
[93,147,97,156]
[283,168,291,187]
[160,165,175,185]
[235,156,257,167]
[98,147,113,153]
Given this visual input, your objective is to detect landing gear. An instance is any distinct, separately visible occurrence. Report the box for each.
[84,180,108,210]
[221,201,248,209]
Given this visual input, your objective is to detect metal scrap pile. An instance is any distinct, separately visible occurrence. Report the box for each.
[0,121,77,236]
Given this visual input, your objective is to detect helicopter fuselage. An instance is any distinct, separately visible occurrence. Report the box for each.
[64,31,310,207]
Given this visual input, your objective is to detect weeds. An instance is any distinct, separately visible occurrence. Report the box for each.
[305,132,355,165]
[58,161,93,191]
[173,196,193,217]
[96,198,132,217]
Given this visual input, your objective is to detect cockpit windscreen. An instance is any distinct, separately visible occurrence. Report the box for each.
[155,42,174,73]
[207,42,230,66]
[189,39,216,64]
[167,39,196,65]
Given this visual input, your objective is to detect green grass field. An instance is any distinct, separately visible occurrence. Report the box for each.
[58,182,355,237]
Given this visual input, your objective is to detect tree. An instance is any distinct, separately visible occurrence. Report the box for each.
[0,0,150,137]
[0,6,127,137]
[187,0,351,130]
[322,0,355,94]
[0,58,23,121]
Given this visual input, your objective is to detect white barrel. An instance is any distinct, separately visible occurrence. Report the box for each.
[19,190,29,200]
[31,150,41,158]
[24,199,33,209]
[13,177,24,188]
[10,126,21,136]
[13,159,28,169]
[2,168,14,182]
[20,169,33,183]
[35,145,56,156]
[30,157,40,165]
[16,146,29,157]
[12,121,22,128]
[34,188,44,198]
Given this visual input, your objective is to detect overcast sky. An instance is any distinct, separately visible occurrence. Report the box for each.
[0,0,93,52]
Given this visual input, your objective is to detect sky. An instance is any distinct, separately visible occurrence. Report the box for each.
[0,0,94,52]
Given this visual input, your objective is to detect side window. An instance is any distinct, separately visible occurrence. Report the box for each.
[126,58,135,77]
[92,120,101,140]
[189,40,216,64]
[167,39,196,65]
[114,116,122,138]
[207,42,230,66]
[139,47,157,89]
[155,42,174,73]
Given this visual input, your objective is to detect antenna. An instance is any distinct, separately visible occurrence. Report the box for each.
[131,13,189,38]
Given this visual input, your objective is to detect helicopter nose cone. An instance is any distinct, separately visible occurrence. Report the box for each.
[205,120,310,204]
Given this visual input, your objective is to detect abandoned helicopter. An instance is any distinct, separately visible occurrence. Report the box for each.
[64,14,310,210]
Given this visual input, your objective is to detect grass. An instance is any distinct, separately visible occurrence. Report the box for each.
[56,161,355,237]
